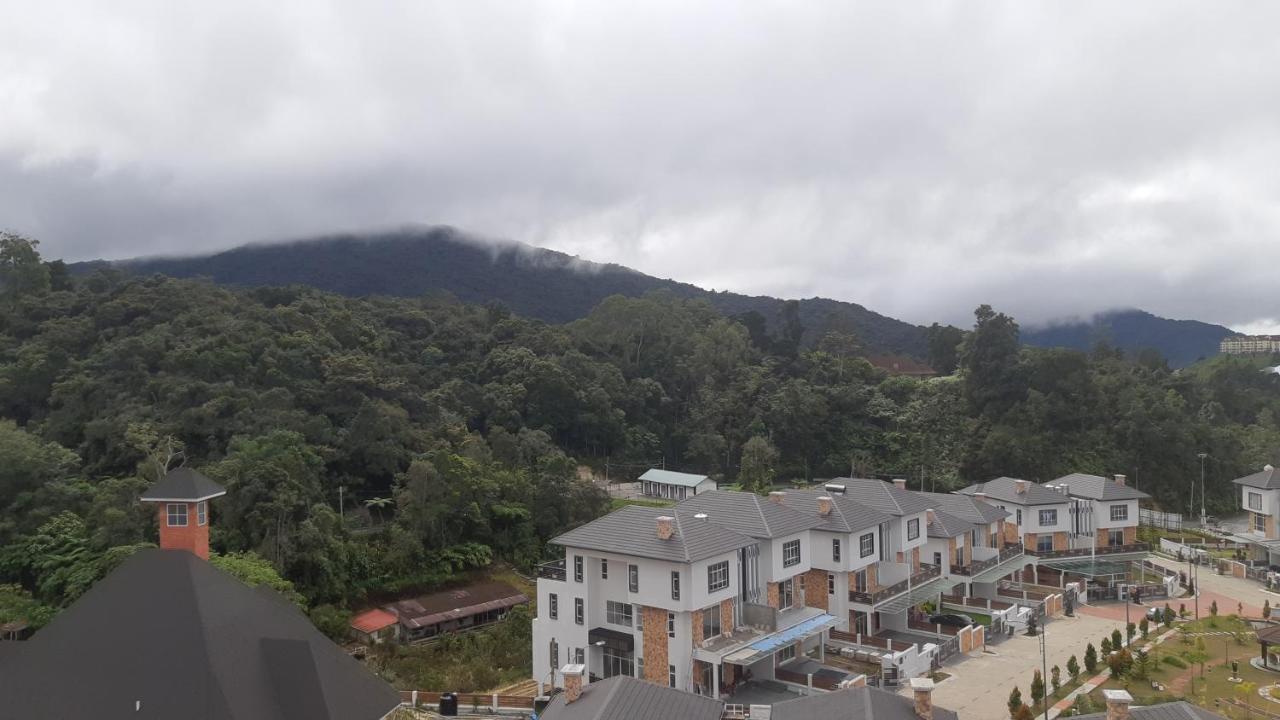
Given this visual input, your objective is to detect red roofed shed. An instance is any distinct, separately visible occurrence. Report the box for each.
[350,608,399,644]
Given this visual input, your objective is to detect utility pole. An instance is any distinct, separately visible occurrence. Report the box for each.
[339,486,345,525]
[1039,628,1049,720]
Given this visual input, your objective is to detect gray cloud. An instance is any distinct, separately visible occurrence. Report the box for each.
[3,1,1280,329]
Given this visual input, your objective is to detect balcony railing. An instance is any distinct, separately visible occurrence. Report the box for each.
[849,563,941,605]
[537,559,566,581]
[1024,542,1149,560]
[951,543,1024,577]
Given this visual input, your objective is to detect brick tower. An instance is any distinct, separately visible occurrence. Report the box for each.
[139,467,227,560]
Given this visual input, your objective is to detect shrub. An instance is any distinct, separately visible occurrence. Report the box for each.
[1008,687,1023,720]
[1101,637,1113,654]
[1162,655,1187,669]
[1084,643,1099,674]
[1111,629,1123,649]
[1139,618,1149,640]
[1067,655,1080,680]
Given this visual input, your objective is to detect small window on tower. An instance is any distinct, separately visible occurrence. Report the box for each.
[197,501,207,526]
[167,503,188,527]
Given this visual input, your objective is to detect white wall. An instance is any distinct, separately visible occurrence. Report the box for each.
[1093,499,1139,530]
[1242,487,1280,526]
[1018,503,1071,535]
[763,530,812,583]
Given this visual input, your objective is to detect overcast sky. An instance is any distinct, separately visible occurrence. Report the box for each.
[3,2,1279,330]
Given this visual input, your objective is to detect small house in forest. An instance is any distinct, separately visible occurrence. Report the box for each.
[638,469,714,500]
[376,581,529,643]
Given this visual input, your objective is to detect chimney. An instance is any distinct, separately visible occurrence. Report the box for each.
[910,677,935,719]
[817,496,833,517]
[974,491,988,503]
[1014,480,1028,495]
[656,516,675,540]
[1102,689,1132,720]
[769,491,786,504]
[139,468,226,560]
[561,664,586,703]
[893,478,907,490]
[1114,474,1126,486]
[927,509,936,525]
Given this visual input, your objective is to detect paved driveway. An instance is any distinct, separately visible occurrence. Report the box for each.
[926,612,1124,720]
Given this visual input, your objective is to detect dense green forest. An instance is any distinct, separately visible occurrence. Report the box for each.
[3,233,1279,633]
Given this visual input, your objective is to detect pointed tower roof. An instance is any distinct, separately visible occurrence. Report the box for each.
[140,467,227,503]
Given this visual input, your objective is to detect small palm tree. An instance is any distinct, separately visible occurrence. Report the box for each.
[365,496,394,525]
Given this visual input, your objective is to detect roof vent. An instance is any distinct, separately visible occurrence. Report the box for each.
[694,512,709,521]
[824,483,847,495]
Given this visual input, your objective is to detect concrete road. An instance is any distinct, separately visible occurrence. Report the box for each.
[927,613,1125,720]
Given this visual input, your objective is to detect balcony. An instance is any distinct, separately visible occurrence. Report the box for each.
[848,563,941,606]
[951,543,1024,577]
[1024,542,1148,560]
[537,559,566,581]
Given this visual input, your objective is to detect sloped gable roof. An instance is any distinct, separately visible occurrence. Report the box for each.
[552,505,754,563]
[638,469,711,487]
[541,676,724,720]
[832,478,932,516]
[956,477,1069,506]
[783,488,893,534]
[915,491,1009,525]
[0,549,399,720]
[770,685,959,720]
[1048,473,1149,501]
[677,490,823,539]
[1234,465,1280,490]
[927,509,973,538]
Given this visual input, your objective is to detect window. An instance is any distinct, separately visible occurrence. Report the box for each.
[1109,504,1128,522]
[671,571,681,600]
[832,539,841,562]
[166,503,188,527]
[549,640,558,669]
[1039,509,1058,526]
[907,518,920,540]
[1108,529,1124,547]
[1257,513,1268,532]
[827,573,835,595]
[603,646,634,679]
[197,501,207,526]
[549,593,558,620]
[954,547,964,567]
[1250,492,1264,511]
[637,656,644,679]
[668,665,676,688]
[575,647,585,664]
[606,600,633,627]
[853,569,868,593]
[779,578,794,608]
[777,644,796,663]
[859,532,874,558]
[782,539,801,567]
[628,564,639,593]
[708,561,730,592]
[933,552,942,566]
[702,606,721,638]
[574,598,584,625]
[601,559,608,579]
[1016,509,1023,526]
[574,555,583,582]
[1036,535,1053,553]
[667,612,675,638]
[635,605,644,631]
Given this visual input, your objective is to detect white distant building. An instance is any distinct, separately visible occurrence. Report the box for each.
[1221,335,1280,355]
[639,469,715,500]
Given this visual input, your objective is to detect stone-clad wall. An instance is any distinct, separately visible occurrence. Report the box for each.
[641,606,668,686]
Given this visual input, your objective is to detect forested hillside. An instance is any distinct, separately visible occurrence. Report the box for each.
[1023,309,1233,368]
[72,227,931,357]
[4,234,1280,633]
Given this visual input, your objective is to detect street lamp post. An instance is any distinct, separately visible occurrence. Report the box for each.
[1039,628,1049,720]
[1198,453,1209,528]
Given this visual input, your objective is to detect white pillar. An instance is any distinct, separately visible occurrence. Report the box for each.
[713,662,721,700]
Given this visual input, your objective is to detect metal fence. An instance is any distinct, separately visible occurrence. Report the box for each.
[1140,508,1183,530]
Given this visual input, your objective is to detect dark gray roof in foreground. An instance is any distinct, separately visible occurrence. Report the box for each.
[140,466,227,501]
[677,490,824,539]
[1234,465,1280,490]
[783,488,894,534]
[552,505,755,562]
[1047,473,1149,501]
[915,491,1009,525]
[0,549,399,720]
[956,477,1069,506]
[770,685,959,720]
[541,676,723,720]
[1073,700,1224,719]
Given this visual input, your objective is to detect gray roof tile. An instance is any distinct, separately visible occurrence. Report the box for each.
[826,478,933,516]
[915,491,1009,525]
[541,676,724,720]
[927,509,972,538]
[782,488,894,534]
[1073,700,1225,719]
[140,467,227,501]
[677,490,824,539]
[956,477,1070,506]
[552,504,755,562]
[771,685,959,720]
[1234,465,1280,490]
[1047,473,1149,501]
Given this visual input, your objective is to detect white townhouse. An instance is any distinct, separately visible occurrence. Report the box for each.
[1233,464,1280,567]
[956,477,1074,555]
[1043,473,1147,551]
[531,498,844,700]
